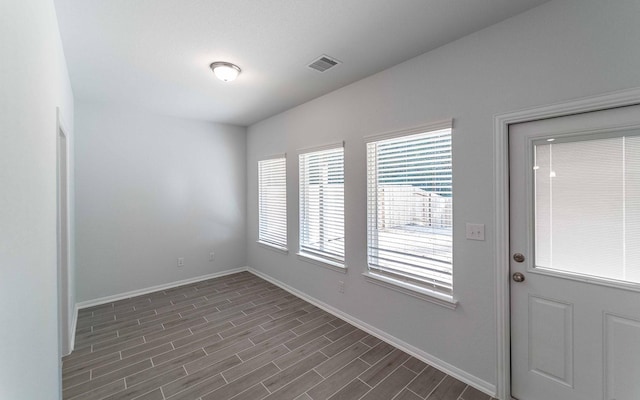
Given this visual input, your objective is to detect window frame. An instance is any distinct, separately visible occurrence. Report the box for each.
[257,154,288,252]
[364,120,457,307]
[298,142,346,271]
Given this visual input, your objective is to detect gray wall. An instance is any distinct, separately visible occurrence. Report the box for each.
[0,0,75,398]
[246,0,640,391]
[75,102,247,302]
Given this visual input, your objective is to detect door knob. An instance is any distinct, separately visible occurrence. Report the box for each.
[513,253,525,263]
[512,272,525,282]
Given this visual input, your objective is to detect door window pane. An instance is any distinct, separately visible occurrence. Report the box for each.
[534,132,640,284]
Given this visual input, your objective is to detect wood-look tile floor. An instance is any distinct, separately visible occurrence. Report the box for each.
[63,272,496,400]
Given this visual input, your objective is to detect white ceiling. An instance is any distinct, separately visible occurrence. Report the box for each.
[54,0,549,126]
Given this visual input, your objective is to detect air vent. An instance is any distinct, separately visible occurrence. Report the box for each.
[308,55,341,72]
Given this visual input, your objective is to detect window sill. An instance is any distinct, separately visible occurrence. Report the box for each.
[297,252,347,274]
[256,241,289,255]
[362,272,458,310]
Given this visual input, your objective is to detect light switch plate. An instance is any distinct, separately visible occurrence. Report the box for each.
[466,223,485,241]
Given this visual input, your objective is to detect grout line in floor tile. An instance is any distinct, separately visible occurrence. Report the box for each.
[401,369,426,399]
[407,387,423,399]
[69,274,473,400]
[424,373,448,400]
[352,378,373,400]
[413,362,428,376]
[361,375,374,389]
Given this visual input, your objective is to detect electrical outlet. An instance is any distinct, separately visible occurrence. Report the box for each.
[338,281,345,294]
[465,223,485,241]
[209,252,215,261]
[177,257,184,268]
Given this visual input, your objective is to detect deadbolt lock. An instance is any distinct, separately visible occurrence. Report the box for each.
[513,253,525,263]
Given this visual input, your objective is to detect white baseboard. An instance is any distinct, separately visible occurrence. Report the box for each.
[246,267,497,398]
[70,268,249,351]
[75,267,249,310]
[70,267,250,350]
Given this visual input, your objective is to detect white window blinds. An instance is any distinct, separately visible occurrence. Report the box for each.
[258,157,287,250]
[534,133,640,284]
[299,145,345,266]
[367,127,453,294]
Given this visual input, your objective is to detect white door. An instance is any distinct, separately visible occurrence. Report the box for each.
[510,104,640,400]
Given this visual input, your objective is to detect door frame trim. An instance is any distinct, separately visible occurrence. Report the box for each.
[56,107,71,357]
[493,87,640,400]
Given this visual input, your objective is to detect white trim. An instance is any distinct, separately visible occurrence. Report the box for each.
[56,107,72,359]
[297,252,347,273]
[493,87,640,400]
[296,140,345,154]
[247,267,495,397]
[493,111,511,400]
[530,265,640,293]
[362,272,457,309]
[364,119,453,142]
[75,268,248,310]
[69,303,79,353]
[256,240,289,254]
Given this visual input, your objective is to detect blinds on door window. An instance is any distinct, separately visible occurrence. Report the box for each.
[534,132,640,284]
[367,126,453,294]
[299,145,345,266]
[258,156,287,250]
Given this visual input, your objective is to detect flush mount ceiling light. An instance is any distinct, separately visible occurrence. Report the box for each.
[209,62,241,82]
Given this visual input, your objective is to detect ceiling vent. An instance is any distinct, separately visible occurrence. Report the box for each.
[308,55,341,72]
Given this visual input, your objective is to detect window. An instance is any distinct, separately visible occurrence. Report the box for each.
[534,133,640,284]
[299,144,345,268]
[366,123,453,296]
[258,156,287,250]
